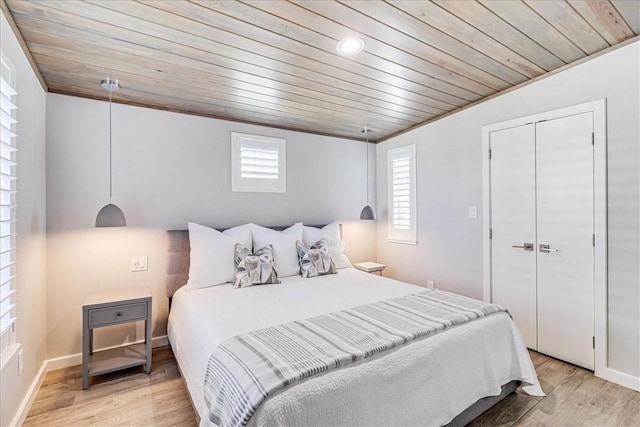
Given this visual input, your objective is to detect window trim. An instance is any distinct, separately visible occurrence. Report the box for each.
[387,145,417,245]
[231,132,286,193]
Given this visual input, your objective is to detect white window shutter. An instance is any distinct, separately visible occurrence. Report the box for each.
[388,145,417,244]
[232,133,286,193]
[0,55,17,352]
[239,140,279,180]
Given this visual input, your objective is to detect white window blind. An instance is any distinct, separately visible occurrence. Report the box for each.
[232,132,286,193]
[0,54,17,352]
[388,145,417,244]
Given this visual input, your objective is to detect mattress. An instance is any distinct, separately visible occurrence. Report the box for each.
[168,268,542,426]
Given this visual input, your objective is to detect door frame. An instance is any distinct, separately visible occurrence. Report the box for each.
[481,99,607,376]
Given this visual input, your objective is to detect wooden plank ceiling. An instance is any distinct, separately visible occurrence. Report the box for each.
[4,0,640,141]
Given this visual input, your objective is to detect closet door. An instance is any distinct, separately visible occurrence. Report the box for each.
[536,113,594,370]
[489,124,537,349]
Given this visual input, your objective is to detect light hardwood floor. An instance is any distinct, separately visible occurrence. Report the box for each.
[24,346,639,426]
[470,351,639,427]
[23,347,197,427]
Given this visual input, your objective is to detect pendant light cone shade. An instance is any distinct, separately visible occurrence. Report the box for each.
[360,205,376,220]
[96,203,127,227]
[360,127,376,221]
[96,78,126,227]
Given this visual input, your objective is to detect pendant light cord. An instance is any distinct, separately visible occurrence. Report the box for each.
[108,82,113,202]
[366,135,369,203]
[364,127,370,204]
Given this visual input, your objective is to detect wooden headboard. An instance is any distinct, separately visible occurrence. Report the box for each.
[166,225,331,299]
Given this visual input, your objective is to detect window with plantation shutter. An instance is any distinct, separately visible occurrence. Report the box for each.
[0,54,17,356]
[231,132,286,193]
[388,145,417,244]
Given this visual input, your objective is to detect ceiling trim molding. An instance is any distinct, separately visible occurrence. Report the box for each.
[378,34,640,145]
[0,0,47,91]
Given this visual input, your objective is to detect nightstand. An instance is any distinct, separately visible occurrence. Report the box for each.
[353,262,386,276]
[82,287,152,389]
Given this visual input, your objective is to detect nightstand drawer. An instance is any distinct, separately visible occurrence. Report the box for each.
[89,302,147,327]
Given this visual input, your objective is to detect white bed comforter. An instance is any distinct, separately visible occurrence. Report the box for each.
[168,268,543,427]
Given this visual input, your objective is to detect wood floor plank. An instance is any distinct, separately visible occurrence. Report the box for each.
[24,347,640,427]
[528,361,640,426]
[513,413,549,426]
[24,347,194,427]
[468,391,540,427]
[25,393,76,418]
[528,350,551,369]
[532,353,580,394]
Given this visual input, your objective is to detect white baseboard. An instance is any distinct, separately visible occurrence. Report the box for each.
[597,367,640,392]
[10,359,47,427]
[45,352,82,372]
[11,335,170,426]
[46,335,169,371]
[153,335,169,348]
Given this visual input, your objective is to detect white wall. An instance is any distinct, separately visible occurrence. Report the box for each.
[46,93,376,359]
[376,42,640,380]
[0,11,47,427]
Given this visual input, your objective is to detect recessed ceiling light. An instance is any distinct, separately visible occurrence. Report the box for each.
[337,37,365,56]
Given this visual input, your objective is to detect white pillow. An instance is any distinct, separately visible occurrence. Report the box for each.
[187,222,252,289]
[250,223,303,277]
[303,222,352,269]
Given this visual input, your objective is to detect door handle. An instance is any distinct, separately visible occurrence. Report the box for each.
[512,243,534,251]
[539,244,560,253]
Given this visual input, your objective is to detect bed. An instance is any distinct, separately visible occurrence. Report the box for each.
[166,225,543,427]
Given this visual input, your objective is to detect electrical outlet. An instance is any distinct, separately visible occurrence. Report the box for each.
[427,280,435,289]
[130,256,148,272]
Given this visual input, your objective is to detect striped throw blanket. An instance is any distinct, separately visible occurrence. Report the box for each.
[204,290,507,427]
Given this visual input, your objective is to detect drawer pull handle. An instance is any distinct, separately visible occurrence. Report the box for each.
[116,312,123,317]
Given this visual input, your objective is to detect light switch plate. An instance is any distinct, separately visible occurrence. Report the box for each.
[130,256,148,272]
[469,206,478,219]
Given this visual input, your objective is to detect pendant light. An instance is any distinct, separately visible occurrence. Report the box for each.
[360,127,376,220]
[95,78,126,227]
